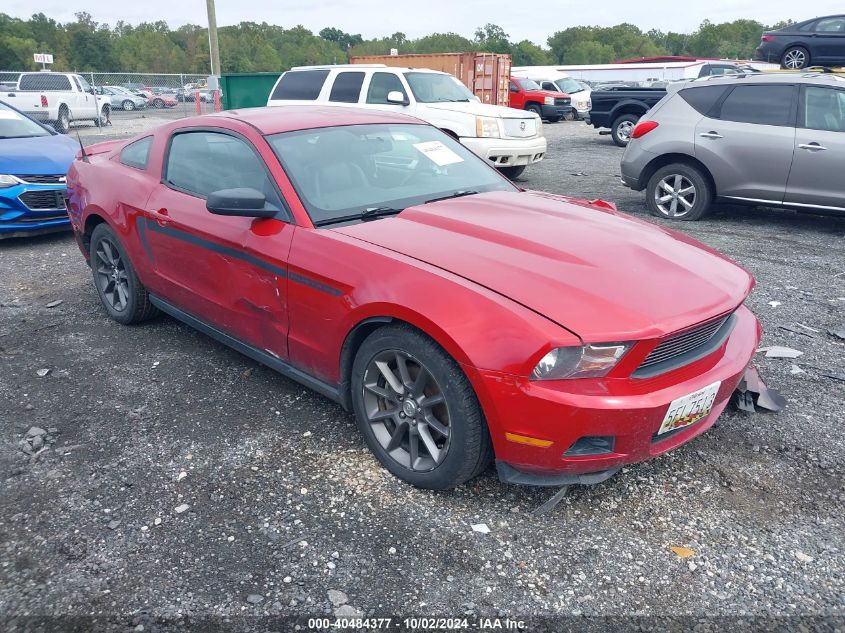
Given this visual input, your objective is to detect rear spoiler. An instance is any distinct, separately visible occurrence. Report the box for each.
[74,138,125,161]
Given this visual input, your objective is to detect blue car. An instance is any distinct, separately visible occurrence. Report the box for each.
[0,100,79,238]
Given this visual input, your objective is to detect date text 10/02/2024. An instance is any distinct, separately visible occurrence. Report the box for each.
[307,617,527,630]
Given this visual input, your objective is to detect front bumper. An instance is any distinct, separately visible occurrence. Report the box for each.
[477,305,760,485]
[0,182,71,238]
[460,135,547,168]
[540,104,571,120]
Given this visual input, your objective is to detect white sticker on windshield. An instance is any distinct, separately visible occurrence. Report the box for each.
[0,110,20,120]
[413,141,464,166]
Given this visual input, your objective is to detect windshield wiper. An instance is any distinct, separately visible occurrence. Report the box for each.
[313,206,404,227]
[424,190,479,205]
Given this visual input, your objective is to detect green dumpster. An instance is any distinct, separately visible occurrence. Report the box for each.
[219,73,281,110]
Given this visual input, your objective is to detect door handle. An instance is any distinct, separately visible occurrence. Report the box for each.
[699,132,723,139]
[798,143,827,151]
[151,208,170,226]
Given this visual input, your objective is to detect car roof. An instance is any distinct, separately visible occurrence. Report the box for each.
[289,65,445,75]
[683,72,845,87]
[197,105,427,135]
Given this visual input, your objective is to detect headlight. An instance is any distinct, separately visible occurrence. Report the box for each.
[0,175,20,188]
[475,116,500,138]
[531,343,631,380]
[544,96,555,106]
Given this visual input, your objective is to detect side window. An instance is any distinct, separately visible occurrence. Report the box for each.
[802,86,845,133]
[329,72,365,103]
[78,76,92,93]
[119,137,153,170]
[716,85,794,126]
[541,81,555,91]
[270,70,329,101]
[679,85,730,115]
[165,131,283,210]
[366,72,407,104]
[815,17,845,32]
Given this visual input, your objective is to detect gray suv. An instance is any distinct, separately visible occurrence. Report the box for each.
[620,73,845,221]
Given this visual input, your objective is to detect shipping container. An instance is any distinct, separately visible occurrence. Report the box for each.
[350,52,512,106]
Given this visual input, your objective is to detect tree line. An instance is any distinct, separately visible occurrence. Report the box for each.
[0,12,794,74]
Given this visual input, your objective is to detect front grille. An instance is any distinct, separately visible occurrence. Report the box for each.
[14,174,65,184]
[502,118,537,138]
[554,97,571,106]
[17,213,68,223]
[19,190,66,211]
[638,314,732,373]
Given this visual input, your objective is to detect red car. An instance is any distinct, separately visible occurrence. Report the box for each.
[149,94,178,109]
[66,106,760,490]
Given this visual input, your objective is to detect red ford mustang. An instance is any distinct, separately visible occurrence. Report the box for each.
[66,106,761,490]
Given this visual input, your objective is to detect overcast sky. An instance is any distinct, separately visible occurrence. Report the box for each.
[5,1,842,45]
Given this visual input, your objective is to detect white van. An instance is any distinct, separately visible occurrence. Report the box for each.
[267,65,546,179]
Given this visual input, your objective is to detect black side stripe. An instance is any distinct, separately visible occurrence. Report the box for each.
[139,217,342,296]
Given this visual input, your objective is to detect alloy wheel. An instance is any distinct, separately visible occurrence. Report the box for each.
[783,49,806,69]
[95,238,130,312]
[361,350,451,472]
[617,120,634,143]
[654,174,697,218]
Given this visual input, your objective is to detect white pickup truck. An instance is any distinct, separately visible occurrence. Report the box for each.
[3,72,110,133]
[267,65,546,179]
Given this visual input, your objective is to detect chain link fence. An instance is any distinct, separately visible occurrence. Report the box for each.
[1,71,229,136]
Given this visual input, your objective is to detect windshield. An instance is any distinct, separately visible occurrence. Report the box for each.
[403,72,474,103]
[519,78,541,91]
[0,102,51,138]
[555,78,586,94]
[267,123,516,226]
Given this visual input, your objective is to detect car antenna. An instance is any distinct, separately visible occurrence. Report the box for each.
[76,130,89,162]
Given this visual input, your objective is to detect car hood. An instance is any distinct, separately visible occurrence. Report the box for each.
[0,133,78,175]
[424,101,536,119]
[334,191,753,341]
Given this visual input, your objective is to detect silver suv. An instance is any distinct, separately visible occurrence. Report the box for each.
[620,73,845,221]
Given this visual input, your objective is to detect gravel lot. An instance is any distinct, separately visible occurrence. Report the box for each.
[1,120,844,631]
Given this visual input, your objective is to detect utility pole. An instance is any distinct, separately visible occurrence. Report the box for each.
[206,0,221,77]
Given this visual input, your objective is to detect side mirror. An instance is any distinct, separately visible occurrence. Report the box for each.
[386,90,408,105]
[206,188,276,218]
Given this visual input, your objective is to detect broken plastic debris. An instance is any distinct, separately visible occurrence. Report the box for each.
[45,300,63,308]
[829,325,845,340]
[36,368,50,377]
[778,324,814,338]
[532,485,570,516]
[757,346,803,359]
[768,301,781,307]
[821,371,845,382]
[670,546,695,559]
[733,365,786,413]
[471,523,491,534]
[790,364,805,375]
[174,503,190,514]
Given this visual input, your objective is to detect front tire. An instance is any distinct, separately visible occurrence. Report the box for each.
[498,165,526,180]
[153,98,164,109]
[525,104,542,118]
[646,163,713,221]
[781,46,810,70]
[611,113,639,147]
[96,105,111,127]
[351,325,492,490]
[546,115,561,123]
[90,224,159,324]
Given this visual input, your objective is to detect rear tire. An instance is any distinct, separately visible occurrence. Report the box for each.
[781,46,810,70]
[498,165,527,180]
[611,113,639,147]
[122,100,135,111]
[90,223,159,325]
[546,115,561,123]
[153,98,164,109]
[646,163,713,221]
[351,325,492,490]
[53,107,70,134]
